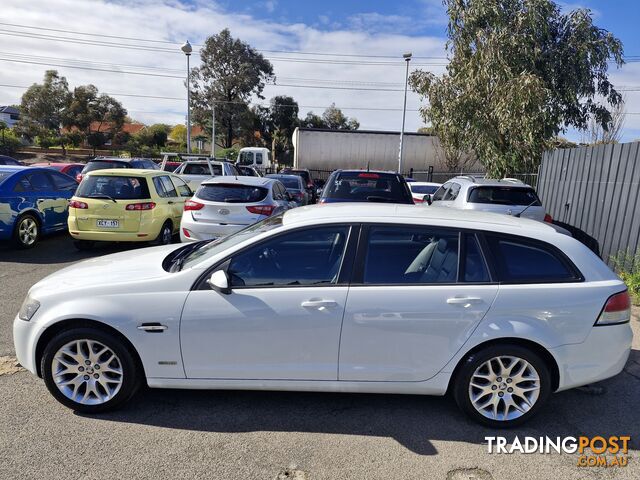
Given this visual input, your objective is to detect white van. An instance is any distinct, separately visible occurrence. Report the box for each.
[237,147,272,171]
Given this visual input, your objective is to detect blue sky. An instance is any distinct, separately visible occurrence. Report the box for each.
[1,0,639,141]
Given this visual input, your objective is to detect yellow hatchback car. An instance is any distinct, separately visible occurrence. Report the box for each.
[68,169,193,249]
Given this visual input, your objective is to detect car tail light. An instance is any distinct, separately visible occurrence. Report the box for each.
[69,200,88,209]
[184,200,204,211]
[544,213,553,223]
[246,205,275,216]
[413,197,423,204]
[358,173,380,179]
[125,202,156,211]
[596,291,631,325]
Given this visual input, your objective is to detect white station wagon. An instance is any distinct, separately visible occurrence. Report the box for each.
[14,204,632,426]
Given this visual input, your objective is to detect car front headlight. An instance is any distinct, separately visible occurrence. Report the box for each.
[18,296,40,322]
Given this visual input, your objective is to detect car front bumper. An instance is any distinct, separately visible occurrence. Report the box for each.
[551,322,633,391]
[13,314,39,375]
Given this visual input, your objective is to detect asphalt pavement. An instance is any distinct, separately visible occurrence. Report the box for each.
[1,233,639,480]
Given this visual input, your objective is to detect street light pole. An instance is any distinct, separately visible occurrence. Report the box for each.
[181,40,193,153]
[397,52,412,175]
[211,102,215,157]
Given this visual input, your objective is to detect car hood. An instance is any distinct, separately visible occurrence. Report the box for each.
[30,244,181,297]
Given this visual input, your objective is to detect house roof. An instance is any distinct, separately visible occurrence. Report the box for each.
[0,106,19,115]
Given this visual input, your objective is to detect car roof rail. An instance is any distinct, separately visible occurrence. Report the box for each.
[455,175,478,182]
[501,177,525,184]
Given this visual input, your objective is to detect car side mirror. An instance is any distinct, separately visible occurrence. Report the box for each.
[207,269,231,294]
[424,194,433,205]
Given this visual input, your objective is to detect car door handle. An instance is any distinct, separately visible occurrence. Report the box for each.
[168,201,175,204]
[301,299,337,309]
[137,323,168,332]
[447,296,483,305]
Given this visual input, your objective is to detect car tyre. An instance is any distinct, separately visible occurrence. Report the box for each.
[73,240,95,251]
[151,220,173,246]
[13,213,40,249]
[453,344,551,428]
[41,327,141,413]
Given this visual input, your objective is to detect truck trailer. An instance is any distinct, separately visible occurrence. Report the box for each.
[291,127,446,174]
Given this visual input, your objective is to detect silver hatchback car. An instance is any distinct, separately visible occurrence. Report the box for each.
[180,176,292,242]
[427,176,553,222]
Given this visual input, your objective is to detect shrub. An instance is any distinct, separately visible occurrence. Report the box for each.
[611,249,640,305]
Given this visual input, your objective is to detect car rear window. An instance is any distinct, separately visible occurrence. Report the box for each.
[76,175,151,200]
[410,185,439,195]
[196,184,268,203]
[324,172,413,204]
[183,164,222,176]
[283,170,310,183]
[468,186,541,206]
[271,177,300,189]
[484,234,580,283]
[82,160,129,173]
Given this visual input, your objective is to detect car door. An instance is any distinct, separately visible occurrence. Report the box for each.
[20,171,64,230]
[47,172,78,228]
[180,224,356,380]
[272,182,290,213]
[338,224,498,382]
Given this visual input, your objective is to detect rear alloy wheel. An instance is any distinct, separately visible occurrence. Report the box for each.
[13,214,39,249]
[42,328,140,413]
[453,344,551,427]
[151,221,173,246]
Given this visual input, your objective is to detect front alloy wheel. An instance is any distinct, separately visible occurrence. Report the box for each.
[42,328,140,413]
[453,345,551,427]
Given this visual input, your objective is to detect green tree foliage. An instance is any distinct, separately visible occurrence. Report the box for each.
[15,70,71,151]
[409,0,624,177]
[63,85,127,153]
[190,29,274,148]
[300,104,359,130]
[0,122,22,153]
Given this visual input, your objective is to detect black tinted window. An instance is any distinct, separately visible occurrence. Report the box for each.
[324,172,412,204]
[153,175,177,198]
[468,187,541,206]
[76,175,150,200]
[197,184,268,203]
[228,226,350,287]
[26,172,54,191]
[464,235,490,282]
[431,183,449,201]
[363,226,459,284]
[485,235,577,282]
[183,164,222,176]
[49,172,77,190]
[13,176,32,192]
[443,182,461,200]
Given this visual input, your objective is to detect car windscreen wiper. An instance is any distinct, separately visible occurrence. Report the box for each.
[88,194,117,203]
[366,196,393,203]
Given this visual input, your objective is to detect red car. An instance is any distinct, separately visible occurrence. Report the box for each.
[32,163,84,180]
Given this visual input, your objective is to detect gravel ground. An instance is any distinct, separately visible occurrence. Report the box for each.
[1,233,638,480]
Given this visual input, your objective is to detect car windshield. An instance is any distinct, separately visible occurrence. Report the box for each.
[324,172,413,203]
[83,160,128,173]
[76,175,151,200]
[411,185,439,194]
[180,214,284,269]
[0,172,11,184]
[196,183,268,203]
[468,186,541,206]
[238,151,254,165]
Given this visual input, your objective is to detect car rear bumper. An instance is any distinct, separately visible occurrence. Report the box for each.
[69,230,156,242]
[180,218,248,242]
[551,322,633,391]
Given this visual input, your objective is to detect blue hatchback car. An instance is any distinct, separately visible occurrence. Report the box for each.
[0,166,78,248]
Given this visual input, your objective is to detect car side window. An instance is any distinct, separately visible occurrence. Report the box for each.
[363,226,460,284]
[432,182,449,202]
[443,182,461,201]
[227,226,351,287]
[49,172,77,190]
[272,183,283,200]
[159,176,178,197]
[255,153,263,165]
[171,176,192,197]
[484,234,579,283]
[25,172,54,191]
[464,234,490,282]
[13,176,32,192]
[152,177,168,197]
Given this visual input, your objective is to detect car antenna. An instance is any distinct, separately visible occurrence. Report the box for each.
[514,198,538,218]
[366,161,370,172]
